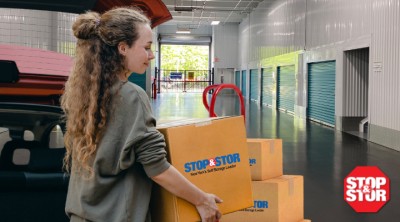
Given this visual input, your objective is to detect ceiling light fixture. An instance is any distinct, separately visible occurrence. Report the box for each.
[176,28,191,34]
[211,21,220,25]
[174,6,194,12]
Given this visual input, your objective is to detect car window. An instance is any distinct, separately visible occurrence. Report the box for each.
[0,127,12,154]
[49,124,64,149]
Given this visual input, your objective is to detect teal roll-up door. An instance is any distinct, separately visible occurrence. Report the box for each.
[261,67,274,106]
[307,61,336,126]
[250,69,259,101]
[128,72,146,90]
[241,70,247,98]
[235,71,240,88]
[277,65,295,113]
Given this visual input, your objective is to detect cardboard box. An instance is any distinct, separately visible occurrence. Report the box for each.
[223,175,304,222]
[247,138,283,181]
[151,116,253,222]
[299,220,311,222]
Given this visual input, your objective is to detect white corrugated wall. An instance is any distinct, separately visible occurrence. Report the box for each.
[242,0,305,64]
[369,0,400,150]
[306,0,372,49]
[212,24,239,69]
[237,0,400,150]
[370,0,400,130]
[238,17,250,70]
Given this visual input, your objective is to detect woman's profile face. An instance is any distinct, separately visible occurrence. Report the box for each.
[120,24,155,74]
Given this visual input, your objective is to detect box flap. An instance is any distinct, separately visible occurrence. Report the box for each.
[157,116,238,129]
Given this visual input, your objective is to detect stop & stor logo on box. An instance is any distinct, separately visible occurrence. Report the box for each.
[184,153,240,174]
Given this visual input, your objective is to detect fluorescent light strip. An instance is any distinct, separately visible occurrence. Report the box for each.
[176,30,191,34]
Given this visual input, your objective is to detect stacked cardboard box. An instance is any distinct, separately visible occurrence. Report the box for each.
[223,138,310,222]
[150,116,253,222]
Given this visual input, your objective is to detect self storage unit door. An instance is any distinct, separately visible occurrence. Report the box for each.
[277,65,295,113]
[307,61,336,126]
[242,70,247,98]
[250,69,259,102]
[235,71,240,88]
[261,67,274,106]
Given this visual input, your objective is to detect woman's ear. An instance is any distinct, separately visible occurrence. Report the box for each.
[118,42,127,56]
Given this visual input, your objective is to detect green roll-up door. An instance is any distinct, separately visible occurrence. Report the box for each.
[261,67,274,106]
[235,71,240,88]
[277,65,295,113]
[128,72,146,91]
[250,69,259,101]
[241,70,247,98]
[307,61,336,126]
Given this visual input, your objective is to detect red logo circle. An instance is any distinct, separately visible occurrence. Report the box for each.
[344,166,390,213]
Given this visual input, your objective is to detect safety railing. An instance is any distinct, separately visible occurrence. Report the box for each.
[157,69,212,93]
[202,84,245,120]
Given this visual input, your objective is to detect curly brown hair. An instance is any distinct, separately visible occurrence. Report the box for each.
[61,7,150,177]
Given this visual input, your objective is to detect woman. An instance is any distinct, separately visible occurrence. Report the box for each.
[61,7,222,222]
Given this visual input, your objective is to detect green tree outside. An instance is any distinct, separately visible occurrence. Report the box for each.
[160,45,209,71]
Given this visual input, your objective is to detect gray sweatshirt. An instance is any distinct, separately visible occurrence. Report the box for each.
[66,81,170,222]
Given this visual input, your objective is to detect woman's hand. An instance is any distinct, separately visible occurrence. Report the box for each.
[195,193,223,222]
[151,166,223,222]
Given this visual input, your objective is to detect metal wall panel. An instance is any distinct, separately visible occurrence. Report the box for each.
[238,18,249,69]
[343,48,369,117]
[213,24,239,69]
[0,8,77,56]
[370,0,400,131]
[306,0,372,49]
[250,69,259,101]
[243,0,306,64]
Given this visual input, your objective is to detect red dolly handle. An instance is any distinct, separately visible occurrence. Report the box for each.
[202,84,245,120]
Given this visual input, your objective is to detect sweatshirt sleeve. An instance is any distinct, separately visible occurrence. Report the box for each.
[118,84,170,177]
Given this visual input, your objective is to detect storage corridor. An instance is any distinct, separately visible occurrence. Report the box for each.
[151,92,400,222]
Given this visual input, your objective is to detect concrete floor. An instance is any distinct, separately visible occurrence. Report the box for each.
[151,92,400,222]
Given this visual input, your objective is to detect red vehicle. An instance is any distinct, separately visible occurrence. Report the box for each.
[0,1,171,221]
[0,44,72,105]
[0,0,172,105]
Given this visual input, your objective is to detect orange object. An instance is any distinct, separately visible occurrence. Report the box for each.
[247,138,283,181]
[0,44,71,104]
[151,116,253,222]
[202,84,245,120]
[93,0,172,28]
[224,176,304,222]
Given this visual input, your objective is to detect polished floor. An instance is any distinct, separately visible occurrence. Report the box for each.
[151,92,400,222]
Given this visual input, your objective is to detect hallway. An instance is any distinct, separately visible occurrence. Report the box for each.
[151,92,400,222]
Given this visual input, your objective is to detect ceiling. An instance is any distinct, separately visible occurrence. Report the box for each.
[0,0,265,29]
[0,0,172,28]
[161,0,264,28]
